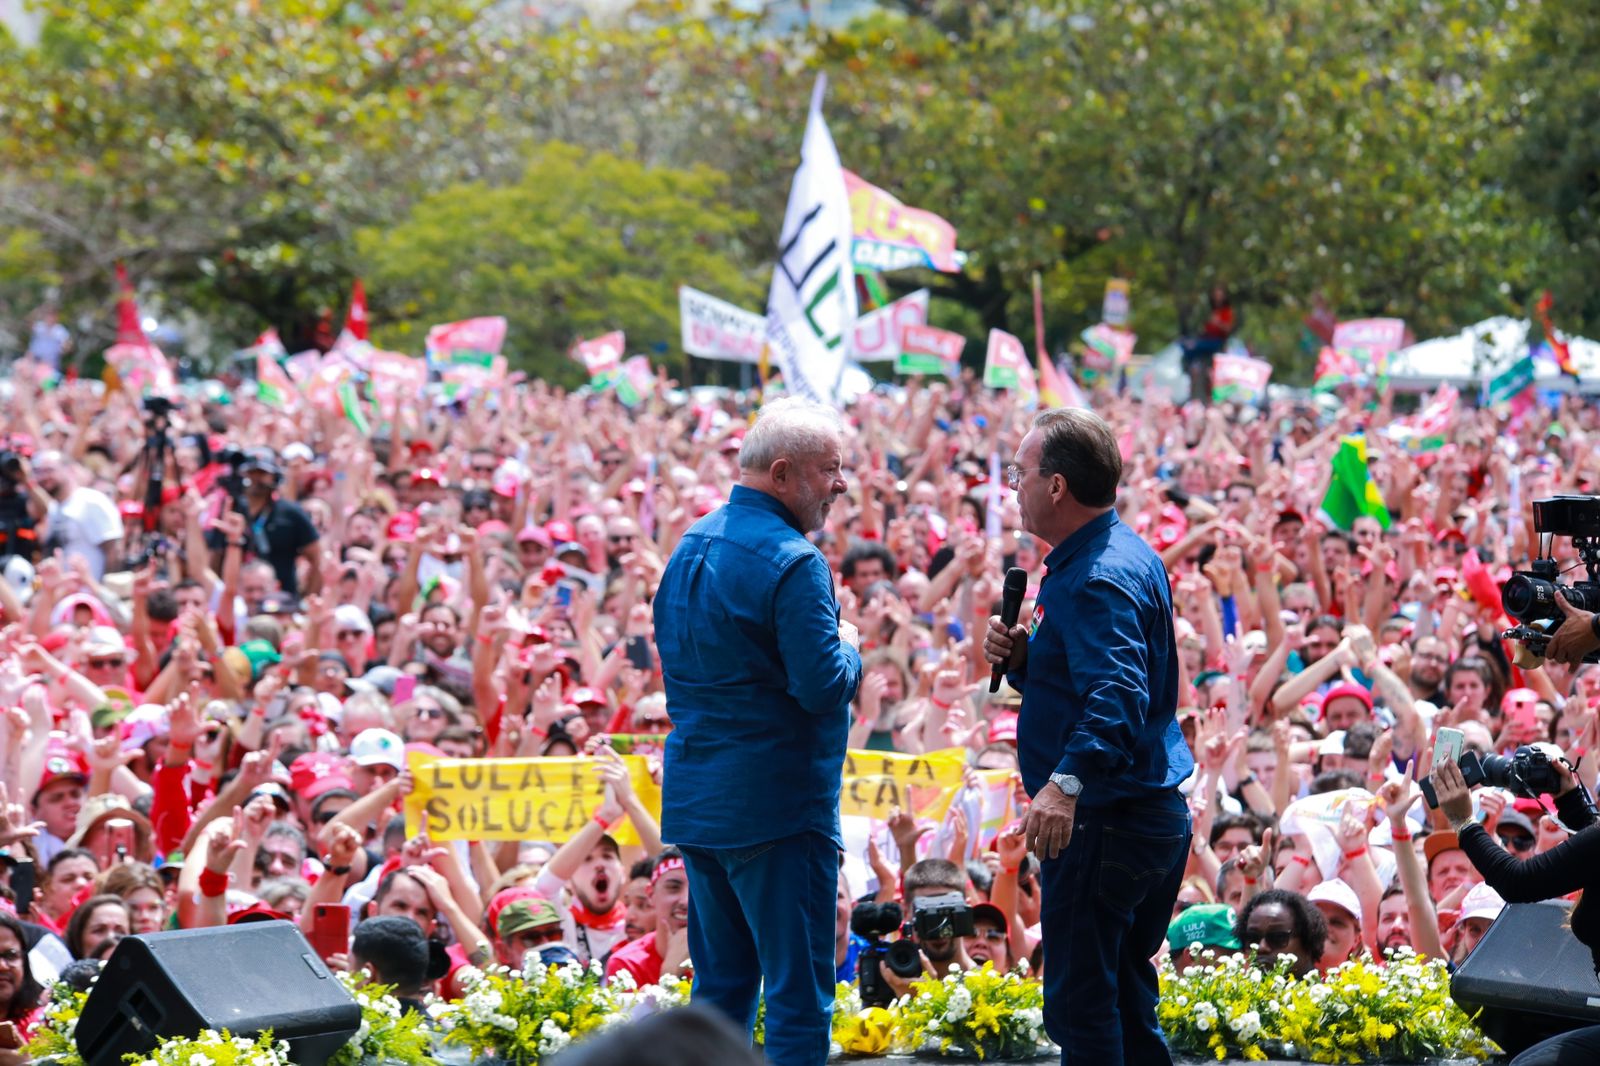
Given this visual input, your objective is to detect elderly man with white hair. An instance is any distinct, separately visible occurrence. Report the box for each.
[23,449,124,578]
[652,397,861,1066]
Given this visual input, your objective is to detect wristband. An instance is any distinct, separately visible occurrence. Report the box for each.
[198,867,229,898]
[476,634,497,645]
[1238,773,1257,789]
[529,727,548,741]
[1256,563,1273,574]
[1243,876,1258,885]
[328,864,352,877]
[592,812,618,831]
[930,697,952,710]
[1289,854,1311,867]
[250,704,267,717]
[1343,846,1368,861]
[1001,865,1020,876]
[1390,828,1412,842]
[231,539,249,548]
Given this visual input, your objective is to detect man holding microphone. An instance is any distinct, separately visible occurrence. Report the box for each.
[984,408,1194,1066]
[654,398,862,1066]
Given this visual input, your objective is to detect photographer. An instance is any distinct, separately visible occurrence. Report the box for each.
[1431,755,1600,1064]
[870,858,977,1000]
[1543,592,1600,666]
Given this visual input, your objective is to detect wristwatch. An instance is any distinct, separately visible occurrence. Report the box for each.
[1049,772,1083,798]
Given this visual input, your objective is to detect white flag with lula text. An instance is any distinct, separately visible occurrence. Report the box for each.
[765,75,858,405]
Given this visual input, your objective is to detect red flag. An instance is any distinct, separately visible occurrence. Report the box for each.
[1461,549,1503,618]
[1536,290,1578,380]
[114,262,146,345]
[344,278,369,342]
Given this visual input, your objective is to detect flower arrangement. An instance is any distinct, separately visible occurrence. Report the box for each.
[831,983,897,1058]
[1157,948,1499,1064]
[24,980,89,1066]
[427,960,623,1065]
[328,975,434,1066]
[892,963,1048,1061]
[132,1031,292,1066]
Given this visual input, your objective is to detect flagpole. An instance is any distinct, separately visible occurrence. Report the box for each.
[1031,271,1048,366]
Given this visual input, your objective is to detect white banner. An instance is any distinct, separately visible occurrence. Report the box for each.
[849,289,930,362]
[679,286,766,364]
[765,76,859,405]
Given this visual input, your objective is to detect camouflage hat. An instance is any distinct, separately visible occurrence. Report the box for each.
[497,897,563,939]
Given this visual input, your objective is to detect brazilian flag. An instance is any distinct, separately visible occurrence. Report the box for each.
[1319,435,1391,531]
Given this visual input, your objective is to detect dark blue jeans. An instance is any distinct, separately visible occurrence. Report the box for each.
[679,832,838,1066]
[1038,790,1190,1066]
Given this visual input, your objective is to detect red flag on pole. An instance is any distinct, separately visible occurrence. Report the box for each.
[344,278,369,342]
[114,262,146,346]
[1536,290,1578,380]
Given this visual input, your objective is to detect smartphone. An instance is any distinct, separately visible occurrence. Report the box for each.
[104,818,135,866]
[0,1021,21,1051]
[1433,727,1465,774]
[554,582,574,609]
[393,675,417,704]
[309,903,351,962]
[9,859,34,920]
[625,635,652,671]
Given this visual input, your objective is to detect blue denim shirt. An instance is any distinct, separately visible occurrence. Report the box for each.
[654,485,862,848]
[1009,510,1194,806]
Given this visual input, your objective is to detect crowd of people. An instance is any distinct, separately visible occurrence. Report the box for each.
[0,359,1594,1063]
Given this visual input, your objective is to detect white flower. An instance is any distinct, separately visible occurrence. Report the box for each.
[537,1018,573,1055]
[944,985,973,1022]
[609,968,638,993]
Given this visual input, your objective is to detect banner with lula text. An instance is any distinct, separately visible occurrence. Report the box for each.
[842,170,963,274]
[896,323,964,376]
[404,753,660,846]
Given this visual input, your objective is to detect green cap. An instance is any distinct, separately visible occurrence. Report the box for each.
[1167,903,1241,953]
[497,897,563,939]
[236,639,283,681]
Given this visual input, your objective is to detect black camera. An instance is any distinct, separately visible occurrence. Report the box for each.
[1503,496,1600,664]
[850,901,922,1007]
[910,892,976,942]
[142,394,177,418]
[1424,745,1574,807]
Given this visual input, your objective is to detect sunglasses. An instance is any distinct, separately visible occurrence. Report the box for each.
[1247,929,1295,950]
[1497,833,1536,854]
[471,464,498,475]
[313,809,346,826]
[88,658,124,669]
[336,630,365,640]
[608,534,636,544]
[972,929,1006,943]
[416,706,446,720]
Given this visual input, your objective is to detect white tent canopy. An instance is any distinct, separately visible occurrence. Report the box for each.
[1386,316,1600,394]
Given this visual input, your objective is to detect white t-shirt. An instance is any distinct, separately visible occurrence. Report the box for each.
[47,487,123,579]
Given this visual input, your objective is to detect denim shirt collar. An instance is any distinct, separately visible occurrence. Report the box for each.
[1042,509,1119,574]
[729,484,806,535]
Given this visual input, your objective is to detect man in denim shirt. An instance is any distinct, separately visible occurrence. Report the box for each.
[984,408,1194,1066]
[654,398,862,1066]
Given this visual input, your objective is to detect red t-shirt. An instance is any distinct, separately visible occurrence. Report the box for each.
[603,933,663,987]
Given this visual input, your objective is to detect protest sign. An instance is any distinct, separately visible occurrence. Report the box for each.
[426,316,506,363]
[572,331,625,380]
[982,329,1036,405]
[1484,354,1536,407]
[679,286,766,363]
[839,748,968,822]
[1079,323,1136,379]
[850,289,929,362]
[404,753,660,846]
[843,170,962,274]
[896,323,964,375]
[1212,352,1273,403]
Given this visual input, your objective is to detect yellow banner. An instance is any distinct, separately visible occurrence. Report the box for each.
[840,748,968,822]
[404,754,660,846]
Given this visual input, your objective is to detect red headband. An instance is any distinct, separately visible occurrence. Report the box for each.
[650,857,685,888]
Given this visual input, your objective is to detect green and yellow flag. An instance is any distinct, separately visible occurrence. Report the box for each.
[1319,435,1391,531]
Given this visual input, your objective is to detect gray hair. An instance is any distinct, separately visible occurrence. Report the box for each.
[738,398,845,472]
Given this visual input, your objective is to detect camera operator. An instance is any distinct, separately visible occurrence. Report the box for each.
[211,449,321,600]
[22,450,123,578]
[1542,592,1600,666]
[870,859,977,1000]
[1431,754,1600,1064]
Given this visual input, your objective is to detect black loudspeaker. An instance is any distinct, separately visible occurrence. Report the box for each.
[75,921,361,1066]
[1452,900,1600,1056]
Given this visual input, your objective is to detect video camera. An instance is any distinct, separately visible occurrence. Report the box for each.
[851,893,977,1007]
[1502,496,1600,665]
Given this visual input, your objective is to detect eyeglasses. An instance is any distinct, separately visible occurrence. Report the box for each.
[312,810,344,826]
[972,929,1006,943]
[608,534,636,544]
[88,658,124,670]
[1498,833,1536,854]
[336,630,365,641]
[0,949,21,964]
[1413,651,1448,663]
[1246,929,1295,950]
[1004,465,1047,489]
[471,464,498,475]
[416,706,445,720]
[520,925,566,945]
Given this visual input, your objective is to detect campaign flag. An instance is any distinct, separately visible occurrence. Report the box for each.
[1483,352,1536,407]
[256,350,297,409]
[764,75,858,405]
[983,328,1036,404]
[426,316,506,369]
[1079,323,1136,378]
[249,328,288,361]
[613,356,655,408]
[343,278,369,342]
[679,286,766,363]
[369,350,429,406]
[572,331,625,382]
[283,349,322,385]
[104,263,175,395]
[849,289,929,363]
[842,170,963,274]
[1319,435,1391,532]
[1387,383,1457,454]
[1032,273,1084,409]
[1312,346,1367,391]
[896,324,964,376]
[1101,278,1131,327]
[1536,290,1580,380]
[1212,352,1273,403]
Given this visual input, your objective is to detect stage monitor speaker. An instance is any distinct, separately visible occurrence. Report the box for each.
[1452,899,1600,1056]
[75,921,360,1066]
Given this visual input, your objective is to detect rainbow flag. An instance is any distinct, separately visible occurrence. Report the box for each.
[1536,290,1580,380]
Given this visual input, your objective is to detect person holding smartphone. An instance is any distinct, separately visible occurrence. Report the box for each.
[0,910,46,1066]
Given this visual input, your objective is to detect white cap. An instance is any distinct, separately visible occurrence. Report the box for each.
[1317,730,1348,757]
[333,604,373,635]
[84,625,131,658]
[1307,877,1361,920]
[1459,882,1506,924]
[350,728,405,770]
[282,442,314,463]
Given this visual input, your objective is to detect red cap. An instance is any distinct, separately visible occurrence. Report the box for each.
[227,901,291,925]
[33,741,89,799]
[988,712,1019,744]
[476,519,510,537]
[544,519,576,544]
[411,468,444,486]
[1320,682,1374,717]
[289,752,350,796]
[491,472,521,499]
[386,511,420,542]
[568,687,605,707]
[517,526,553,548]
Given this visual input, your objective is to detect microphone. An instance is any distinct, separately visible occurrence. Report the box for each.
[990,567,1029,693]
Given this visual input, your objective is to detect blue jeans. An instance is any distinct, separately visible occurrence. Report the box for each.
[679,832,838,1066]
[1038,790,1190,1066]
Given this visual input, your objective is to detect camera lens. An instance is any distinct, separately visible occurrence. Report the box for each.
[1478,753,1515,789]
[1501,573,1547,623]
[884,938,924,978]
